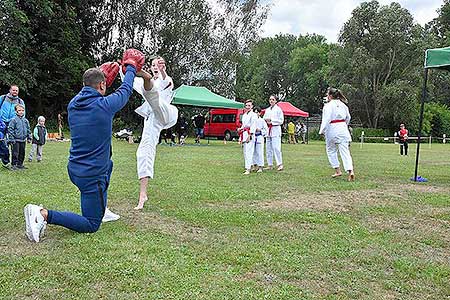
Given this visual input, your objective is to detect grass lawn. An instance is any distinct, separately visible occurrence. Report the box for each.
[1,139,449,299]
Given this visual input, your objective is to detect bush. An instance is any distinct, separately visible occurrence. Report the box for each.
[423,102,450,137]
[307,127,390,143]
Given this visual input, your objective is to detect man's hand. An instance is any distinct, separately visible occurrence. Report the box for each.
[99,62,120,87]
[122,48,145,72]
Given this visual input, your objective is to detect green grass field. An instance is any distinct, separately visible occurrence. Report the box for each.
[1,139,449,299]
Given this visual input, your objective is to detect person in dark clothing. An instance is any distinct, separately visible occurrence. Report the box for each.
[0,85,26,168]
[176,114,188,145]
[8,103,31,170]
[193,113,206,144]
[23,50,144,242]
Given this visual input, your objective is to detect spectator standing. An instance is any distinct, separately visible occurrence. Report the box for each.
[0,85,26,168]
[7,104,31,170]
[193,113,206,144]
[300,122,307,144]
[176,113,188,145]
[398,123,409,156]
[287,121,296,144]
[29,116,47,162]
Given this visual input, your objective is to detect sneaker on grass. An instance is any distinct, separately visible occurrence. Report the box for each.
[102,207,120,222]
[24,204,47,242]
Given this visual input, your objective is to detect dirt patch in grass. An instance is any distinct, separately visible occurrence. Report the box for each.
[253,189,399,213]
[364,215,450,264]
[116,202,207,242]
[251,183,449,214]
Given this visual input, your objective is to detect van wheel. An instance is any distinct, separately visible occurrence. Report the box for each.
[224,131,232,141]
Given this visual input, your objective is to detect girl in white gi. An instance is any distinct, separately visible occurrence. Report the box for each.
[319,87,355,181]
[252,106,268,173]
[121,57,178,209]
[263,95,284,171]
[239,100,257,175]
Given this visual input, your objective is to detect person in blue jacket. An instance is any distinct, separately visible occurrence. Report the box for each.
[23,55,142,242]
[0,85,25,168]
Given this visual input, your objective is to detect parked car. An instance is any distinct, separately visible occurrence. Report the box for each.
[204,108,243,141]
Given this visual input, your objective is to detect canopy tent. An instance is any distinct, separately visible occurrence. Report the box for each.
[262,101,310,144]
[414,46,450,181]
[276,101,309,117]
[172,85,244,109]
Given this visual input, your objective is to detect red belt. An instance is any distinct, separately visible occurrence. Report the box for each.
[330,119,345,124]
[238,127,251,143]
[268,124,273,136]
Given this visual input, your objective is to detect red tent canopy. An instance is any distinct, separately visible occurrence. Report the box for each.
[263,101,309,117]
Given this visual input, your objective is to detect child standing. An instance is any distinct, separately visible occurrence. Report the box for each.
[7,104,31,170]
[29,116,47,162]
[253,107,268,172]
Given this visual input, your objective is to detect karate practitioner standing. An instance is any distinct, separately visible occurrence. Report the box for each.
[122,56,178,210]
[239,100,257,175]
[252,106,268,173]
[263,95,284,171]
[319,87,355,181]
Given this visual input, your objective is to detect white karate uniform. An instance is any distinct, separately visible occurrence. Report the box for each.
[319,99,353,172]
[241,111,257,170]
[263,104,284,167]
[120,70,178,179]
[252,117,268,167]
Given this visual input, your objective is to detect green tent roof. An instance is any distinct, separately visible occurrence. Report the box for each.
[425,47,450,69]
[172,85,243,109]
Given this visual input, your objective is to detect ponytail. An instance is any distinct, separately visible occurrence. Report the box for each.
[327,87,348,103]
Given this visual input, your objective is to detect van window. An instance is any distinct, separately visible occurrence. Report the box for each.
[212,114,223,123]
[222,114,236,123]
[212,114,236,123]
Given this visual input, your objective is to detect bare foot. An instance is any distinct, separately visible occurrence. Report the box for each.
[134,196,148,210]
[348,172,355,181]
[331,173,342,178]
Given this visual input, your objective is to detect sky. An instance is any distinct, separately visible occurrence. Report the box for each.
[260,0,444,42]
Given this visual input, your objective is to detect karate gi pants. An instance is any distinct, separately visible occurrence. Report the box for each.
[136,90,178,179]
[266,136,282,166]
[243,140,255,170]
[326,139,353,172]
[253,139,265,167]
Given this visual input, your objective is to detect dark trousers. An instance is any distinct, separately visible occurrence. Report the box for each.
[0,121,10,165]
[0,140,9,164]
[47,161,113,233]
[400,141,408,155]
[11,141,25,166]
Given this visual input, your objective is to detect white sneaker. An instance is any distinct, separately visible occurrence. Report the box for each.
[24,204,46,242]
[102,207,120,223]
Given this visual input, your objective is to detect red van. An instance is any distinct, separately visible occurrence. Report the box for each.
[204,108,244,141]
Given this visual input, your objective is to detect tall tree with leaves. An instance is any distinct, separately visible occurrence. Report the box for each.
[0,0,105,120]
[235,34,297,107]
[329,1,426,129]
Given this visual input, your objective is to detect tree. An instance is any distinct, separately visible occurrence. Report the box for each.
[0,1,104,120]
[289,35,330,114]
[235,34,298,108]
[330,1,427,129]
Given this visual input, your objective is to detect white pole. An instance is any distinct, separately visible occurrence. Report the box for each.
[443,134,446,144]
[429,135,432,149]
